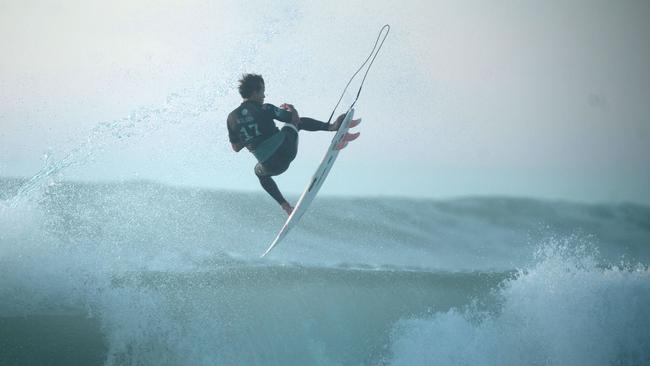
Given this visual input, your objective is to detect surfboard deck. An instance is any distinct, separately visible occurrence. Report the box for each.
[261,108,359,257]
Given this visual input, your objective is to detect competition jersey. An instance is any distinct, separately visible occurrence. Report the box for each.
[227,101,293,161]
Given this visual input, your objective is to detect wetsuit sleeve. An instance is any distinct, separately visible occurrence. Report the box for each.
[263,104,293,123]
[227,113,241,144]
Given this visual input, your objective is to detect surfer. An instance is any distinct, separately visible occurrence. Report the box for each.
[227,74,346,215]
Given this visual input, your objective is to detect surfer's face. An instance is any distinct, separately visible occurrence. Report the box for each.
[250,83,265,104]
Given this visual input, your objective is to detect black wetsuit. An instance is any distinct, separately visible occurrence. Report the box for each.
[227,101,330,205]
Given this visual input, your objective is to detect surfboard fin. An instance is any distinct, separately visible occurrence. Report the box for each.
[335,132,360,150]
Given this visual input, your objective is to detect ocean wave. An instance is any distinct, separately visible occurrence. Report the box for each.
[388,242,650,366]
[2,178,648,272]
[2,179,650,365]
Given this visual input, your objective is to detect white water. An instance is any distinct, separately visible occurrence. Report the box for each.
[390,243,650,366]
[1,180,649,365]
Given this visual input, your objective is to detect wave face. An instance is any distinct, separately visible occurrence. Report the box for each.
[1,178,649,365]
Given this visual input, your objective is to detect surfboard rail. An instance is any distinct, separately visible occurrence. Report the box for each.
[261,108,357,257]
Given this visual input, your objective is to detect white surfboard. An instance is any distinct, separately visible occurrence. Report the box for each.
[261,108,359,257]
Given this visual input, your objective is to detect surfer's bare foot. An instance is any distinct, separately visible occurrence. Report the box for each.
[281,202,294,216]
[329,113,346,131]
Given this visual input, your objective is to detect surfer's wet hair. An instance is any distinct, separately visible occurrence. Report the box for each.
[238,74,264,98]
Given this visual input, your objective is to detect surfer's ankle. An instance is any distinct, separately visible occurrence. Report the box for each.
[281,201,293,215]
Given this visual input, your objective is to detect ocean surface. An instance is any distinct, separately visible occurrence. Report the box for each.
[1,177,649,365]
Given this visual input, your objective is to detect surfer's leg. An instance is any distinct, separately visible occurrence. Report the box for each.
[255,164,287,205]
[253,126,301,206]
[258,176,287,205]
[280,126,299,163]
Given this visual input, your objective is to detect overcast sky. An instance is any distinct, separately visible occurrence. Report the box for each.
[1,0,649,204]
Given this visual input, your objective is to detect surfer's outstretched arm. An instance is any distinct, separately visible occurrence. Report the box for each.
[297,114,346,131]
[278,104,344,132]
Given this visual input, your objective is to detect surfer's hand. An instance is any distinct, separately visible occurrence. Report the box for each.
[280,103,295,111]
[280,103,300,125]
[281,202,294,216]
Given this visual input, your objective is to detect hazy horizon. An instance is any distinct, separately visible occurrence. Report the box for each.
[2,0,649,204]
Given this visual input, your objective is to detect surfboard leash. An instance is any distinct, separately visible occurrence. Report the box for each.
[327,24,391,123]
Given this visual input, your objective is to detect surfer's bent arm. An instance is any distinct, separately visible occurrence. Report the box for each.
[264,103,299,125]
[226,114,245,152]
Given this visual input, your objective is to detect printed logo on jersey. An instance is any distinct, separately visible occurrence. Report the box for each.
[236,116,255,124]
[239,124,261,142]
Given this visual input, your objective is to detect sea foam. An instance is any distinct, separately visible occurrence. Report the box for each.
[389,242,650,366]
